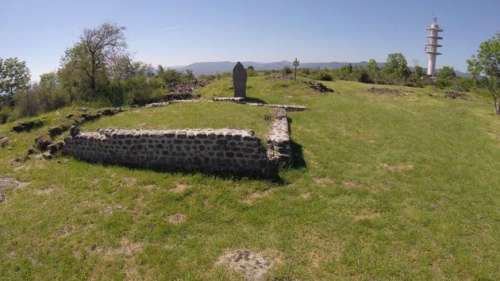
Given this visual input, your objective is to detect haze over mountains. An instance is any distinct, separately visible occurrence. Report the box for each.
[173,61,374,75]
[173,61,468,77]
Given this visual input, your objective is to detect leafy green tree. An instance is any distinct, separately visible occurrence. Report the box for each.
[367,59,379,82]
[466,55,482,85]
[247,65,256,76]
[382,53,410,82]
[414,65,425,79]
[468,33,500,114]
[436,66,456,88]
[282,66,293,76]
[0,57,31,96]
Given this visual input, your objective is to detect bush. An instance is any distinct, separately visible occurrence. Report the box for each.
[314,71,333,81]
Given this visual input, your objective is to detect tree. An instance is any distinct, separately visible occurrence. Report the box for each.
[383,53,410,82]
[414,65,425,79]
[0,57,31,96]
[292,58,300,80]
[468,33,500,114]
[367,59,379,82]
[247,65,256,76]
[436,66,456,88]
[467,55,482,84]
[282,66,292,77]
[59,23,127,100]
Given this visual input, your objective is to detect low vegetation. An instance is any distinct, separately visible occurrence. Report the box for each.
[1,74,500,280]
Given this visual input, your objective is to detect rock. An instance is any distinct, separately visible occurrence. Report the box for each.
[69,126,80,137]
[48,125,69,138]
[0,136,8,148]
[368,87,406,96]
[48,141,64,155]
[80,113,99,122]
[97,108,122,116]
[35,135,53,151]
[233,62,247,98]
[42,152,53,160]
[445,91,467,99]
[12,119,44,133]
[304,80,334,93]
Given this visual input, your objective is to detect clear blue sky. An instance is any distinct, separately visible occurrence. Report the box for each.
[1,0,499,79]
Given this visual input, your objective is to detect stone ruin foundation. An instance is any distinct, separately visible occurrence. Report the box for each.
[63,110,293,177]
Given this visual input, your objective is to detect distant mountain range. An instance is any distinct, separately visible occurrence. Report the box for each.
[172,60,468,77]
[173,61,376,75]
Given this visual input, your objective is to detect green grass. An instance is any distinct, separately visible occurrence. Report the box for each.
[1,76,500,280]
[82,102,273,139]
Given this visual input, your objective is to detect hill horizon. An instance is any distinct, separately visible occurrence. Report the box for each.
[173,60,469,77]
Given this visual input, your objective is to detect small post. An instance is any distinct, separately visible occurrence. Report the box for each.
[293,58,300,80]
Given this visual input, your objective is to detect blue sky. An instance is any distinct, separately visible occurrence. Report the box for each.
[1,0,499,79]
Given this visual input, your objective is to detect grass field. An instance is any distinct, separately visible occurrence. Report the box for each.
[1,75,500,280]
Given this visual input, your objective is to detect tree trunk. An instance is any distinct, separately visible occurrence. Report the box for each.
[89,53,97,98]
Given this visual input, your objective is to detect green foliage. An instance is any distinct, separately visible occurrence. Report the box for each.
[0,57,31,96]
[282,66,293,76]
[468,33,500,114]
[367,59,379,82]
[313,70,333,81]
[382,53,411,83]
[414,65,425,79]
[247,65,257,76]
[436,66,457,88]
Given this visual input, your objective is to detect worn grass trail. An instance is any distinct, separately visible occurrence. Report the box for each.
[1,76,499,280]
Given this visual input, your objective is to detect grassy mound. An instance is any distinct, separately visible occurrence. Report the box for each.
[1,76,499,280]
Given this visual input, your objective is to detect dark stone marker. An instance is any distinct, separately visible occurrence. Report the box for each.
[233,62,247,98]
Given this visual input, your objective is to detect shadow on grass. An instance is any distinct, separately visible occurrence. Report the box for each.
[287,118,307,170]
[290,140,306,169]
[243,97,267,104]
[67,156,286,185]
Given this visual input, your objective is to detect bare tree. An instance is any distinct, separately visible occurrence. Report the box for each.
[80,23,127,96]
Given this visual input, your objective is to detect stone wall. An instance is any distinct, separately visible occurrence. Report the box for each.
[64,128,275,176]
[267,109,292,167]
[212,97,307,112]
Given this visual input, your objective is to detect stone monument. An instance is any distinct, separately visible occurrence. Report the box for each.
[233,62,247,98]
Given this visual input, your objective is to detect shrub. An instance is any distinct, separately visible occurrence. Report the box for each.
[314,71,333,81]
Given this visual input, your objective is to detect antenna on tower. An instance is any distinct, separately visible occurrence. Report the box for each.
[425,18,443,77]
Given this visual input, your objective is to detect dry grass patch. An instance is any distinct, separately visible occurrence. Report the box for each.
[300,192,312,199]
[34,187,55,195]
[242,189,274,205]
[170,182,189,193]
[167,213,187,225]
[352,209,381,222]
[342,180,360,188]
[0,177,30,203]
[216,249,278,281]
[313,177,335,187]
[122,177,138,187]
[380,162,414,172]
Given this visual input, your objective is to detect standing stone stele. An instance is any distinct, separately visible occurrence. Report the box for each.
[233,62,247,98]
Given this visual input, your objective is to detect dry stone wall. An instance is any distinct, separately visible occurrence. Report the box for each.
[64,128,276,176]
[267,109,292,167]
